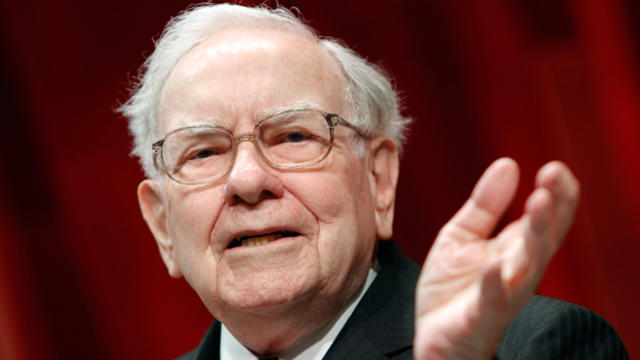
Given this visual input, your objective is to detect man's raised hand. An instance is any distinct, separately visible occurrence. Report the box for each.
[413,158,580,359]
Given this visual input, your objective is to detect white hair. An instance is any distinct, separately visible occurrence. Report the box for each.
[118,3,411,179]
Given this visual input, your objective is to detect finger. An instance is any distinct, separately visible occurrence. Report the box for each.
[535,161,580,239]
[525,187,554,241]
[500,187,553,291]
[447,158,519,241]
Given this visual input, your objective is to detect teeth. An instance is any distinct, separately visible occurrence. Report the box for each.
[241,233,283,247]
[227,231,300,249]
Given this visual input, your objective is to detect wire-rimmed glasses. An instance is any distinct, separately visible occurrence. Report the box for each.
[152,108,366,185]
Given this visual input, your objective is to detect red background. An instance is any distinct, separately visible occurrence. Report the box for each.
[1,1,639,358]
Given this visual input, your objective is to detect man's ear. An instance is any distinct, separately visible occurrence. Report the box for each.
[137,179,182,278]
[368,137,400,240]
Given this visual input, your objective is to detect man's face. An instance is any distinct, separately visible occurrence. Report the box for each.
[138,28,398,321]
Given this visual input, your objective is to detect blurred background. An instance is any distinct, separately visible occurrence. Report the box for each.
[0,0,639,358]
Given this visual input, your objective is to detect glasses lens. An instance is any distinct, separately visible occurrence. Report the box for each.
[162,126,233,184]
[257,110,332,168]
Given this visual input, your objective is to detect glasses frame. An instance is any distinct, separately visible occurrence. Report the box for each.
[152,109,367,185]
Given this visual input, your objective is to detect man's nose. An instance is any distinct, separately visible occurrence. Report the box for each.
[223,141,284,205]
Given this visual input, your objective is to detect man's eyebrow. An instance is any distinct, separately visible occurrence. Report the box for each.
[178,116,225,128]
[262,102,321,118]
[165,104,324,133]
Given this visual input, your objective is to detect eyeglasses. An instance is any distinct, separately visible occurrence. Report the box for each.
[152,108,367,185]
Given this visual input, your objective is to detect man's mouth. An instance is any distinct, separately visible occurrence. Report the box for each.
[227,230,300,249]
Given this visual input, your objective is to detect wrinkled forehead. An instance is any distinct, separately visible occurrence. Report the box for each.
[157,27,349,133]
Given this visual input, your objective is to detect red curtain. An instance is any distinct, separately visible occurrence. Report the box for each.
[0,0,638,358]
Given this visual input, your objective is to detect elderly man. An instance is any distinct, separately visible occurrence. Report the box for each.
[119,3,627,359]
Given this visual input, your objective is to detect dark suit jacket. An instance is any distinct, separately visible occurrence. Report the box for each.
[178,241,628,359]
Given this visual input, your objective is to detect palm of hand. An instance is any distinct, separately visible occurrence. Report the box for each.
[413,158,579,360]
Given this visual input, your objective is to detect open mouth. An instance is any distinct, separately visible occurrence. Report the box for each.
[227,230,300,249]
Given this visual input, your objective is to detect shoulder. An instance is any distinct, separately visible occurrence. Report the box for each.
[496,295,629,359]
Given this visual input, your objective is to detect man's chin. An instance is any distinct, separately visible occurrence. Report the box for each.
[213,240,321,310]
[216,278,320,316]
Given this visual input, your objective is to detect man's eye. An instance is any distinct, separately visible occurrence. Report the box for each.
[188,148,221,160]
[283,131,310,143]
[194,149,215,158]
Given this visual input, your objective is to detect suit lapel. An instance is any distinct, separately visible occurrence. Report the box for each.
[324,241,419,359]
[191,321,221,360]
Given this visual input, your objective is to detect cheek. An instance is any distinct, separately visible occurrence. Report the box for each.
[166,186,226,262]
[289,166,367,225]
[287,155,376,249]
